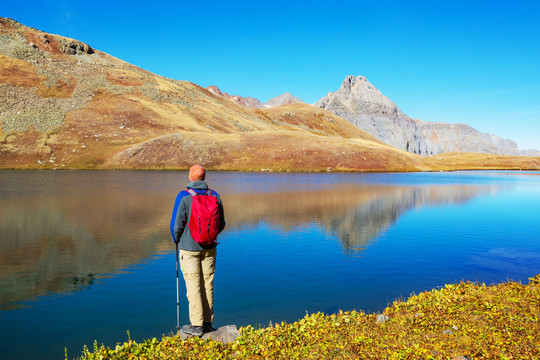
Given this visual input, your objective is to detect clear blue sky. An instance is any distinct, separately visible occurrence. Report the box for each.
[4,0,540,150]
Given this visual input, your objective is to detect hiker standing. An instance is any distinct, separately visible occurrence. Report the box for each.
[170,165,226,336]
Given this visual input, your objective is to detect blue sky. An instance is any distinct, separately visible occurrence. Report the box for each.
[4,1,540,150]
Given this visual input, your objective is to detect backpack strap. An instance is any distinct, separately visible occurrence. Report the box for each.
[187,188,213,196]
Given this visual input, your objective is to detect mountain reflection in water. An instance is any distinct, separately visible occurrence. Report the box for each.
[224,184,493,253]
[0,176,495,309]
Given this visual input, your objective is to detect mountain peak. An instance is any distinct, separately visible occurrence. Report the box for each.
[206,85,264,109]
[339,75,382,95]
[316,75,399,118]
[341,75,364,88]
[265,92,304,107]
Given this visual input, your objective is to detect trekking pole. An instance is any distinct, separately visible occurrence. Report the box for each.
[176,241,180,333]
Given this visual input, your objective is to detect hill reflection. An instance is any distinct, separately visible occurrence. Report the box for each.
[0,181,495,309]
[0,188,173,309]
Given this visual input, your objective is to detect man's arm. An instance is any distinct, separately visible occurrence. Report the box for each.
[170,192,188,243]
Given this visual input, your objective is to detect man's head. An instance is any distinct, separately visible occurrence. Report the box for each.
[189,164,206,182]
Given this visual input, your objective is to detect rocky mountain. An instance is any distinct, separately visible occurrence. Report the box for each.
[0,18,538,171]
[206,85,265,109]
[316,75,538,156]
[519,148,540,157]
[207,86,304,109]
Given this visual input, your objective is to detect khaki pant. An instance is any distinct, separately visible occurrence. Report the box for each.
[180,248,216,326]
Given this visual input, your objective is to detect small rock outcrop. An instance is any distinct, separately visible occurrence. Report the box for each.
[60,39,94,55]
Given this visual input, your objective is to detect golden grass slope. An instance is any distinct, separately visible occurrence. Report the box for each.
[1,17,539,172]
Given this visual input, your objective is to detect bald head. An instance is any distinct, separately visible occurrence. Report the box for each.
[188,165,206,182]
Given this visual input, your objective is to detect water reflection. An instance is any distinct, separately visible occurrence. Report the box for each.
[0,189,173,309]
[224,185,495,252]
[0,175,497,309]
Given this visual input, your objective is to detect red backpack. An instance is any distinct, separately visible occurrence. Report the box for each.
[186,188,221,245]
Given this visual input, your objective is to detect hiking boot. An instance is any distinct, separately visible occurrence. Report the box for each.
[181,325,204,337]
[203,323,217,333]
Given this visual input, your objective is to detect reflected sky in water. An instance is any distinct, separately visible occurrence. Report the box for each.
[0,170,539,360]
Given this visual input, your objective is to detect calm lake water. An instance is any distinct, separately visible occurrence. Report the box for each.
[1,170,539,359]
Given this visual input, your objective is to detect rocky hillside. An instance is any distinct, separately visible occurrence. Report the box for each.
[1,18,539,172]
[0,18,436,172]
[316,75,539,156]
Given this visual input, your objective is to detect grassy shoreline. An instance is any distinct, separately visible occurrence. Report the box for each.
[75,274,540,359]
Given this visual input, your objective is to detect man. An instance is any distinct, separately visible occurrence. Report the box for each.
[170,165,226,336]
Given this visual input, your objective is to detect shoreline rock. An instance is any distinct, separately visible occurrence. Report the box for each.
[179,324,240,344]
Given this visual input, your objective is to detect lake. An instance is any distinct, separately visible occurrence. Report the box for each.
[1,170,539,360]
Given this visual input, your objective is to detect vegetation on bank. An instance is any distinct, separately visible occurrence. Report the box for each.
[75,274,540,360]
